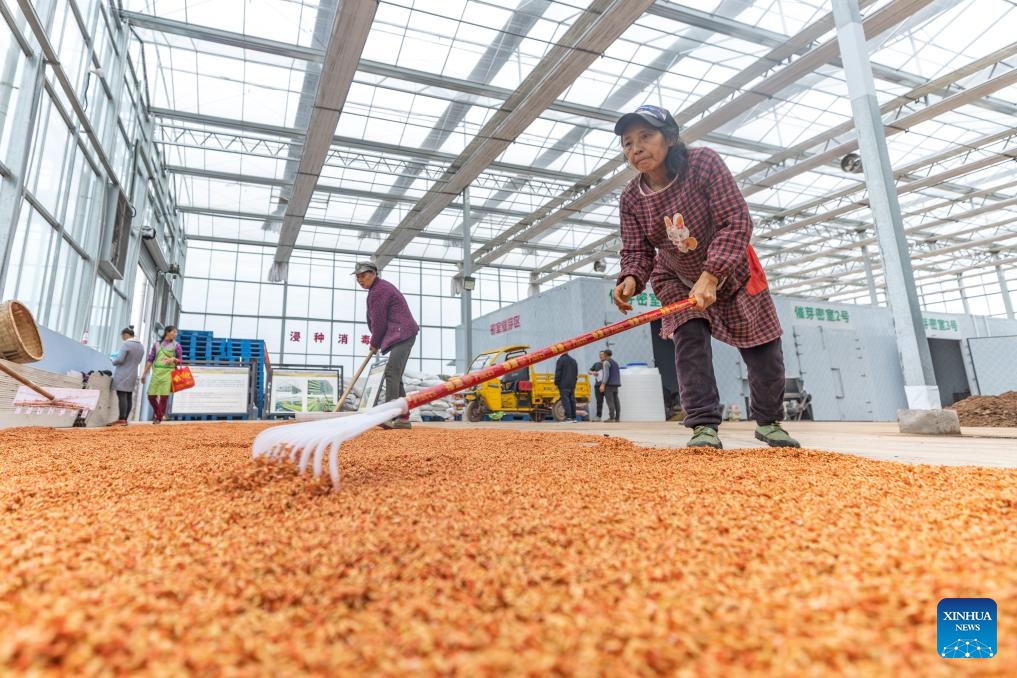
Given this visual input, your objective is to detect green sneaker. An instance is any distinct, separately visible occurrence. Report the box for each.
[755,422,800,448]
[687,425,722,449]
[380,419,412,430]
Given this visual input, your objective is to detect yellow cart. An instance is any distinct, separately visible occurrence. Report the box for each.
[462,345,590,422]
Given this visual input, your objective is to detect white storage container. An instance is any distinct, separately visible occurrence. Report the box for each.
[617,365,665,422]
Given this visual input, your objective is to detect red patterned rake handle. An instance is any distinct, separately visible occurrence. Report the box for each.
[405,298,697,411]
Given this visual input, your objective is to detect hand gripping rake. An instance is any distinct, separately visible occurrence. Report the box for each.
[252,298,697,489]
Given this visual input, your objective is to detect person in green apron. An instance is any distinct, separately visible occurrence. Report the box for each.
[140,325,182,423]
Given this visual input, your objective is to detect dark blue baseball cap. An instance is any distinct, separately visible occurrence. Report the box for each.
[614,104,679,136]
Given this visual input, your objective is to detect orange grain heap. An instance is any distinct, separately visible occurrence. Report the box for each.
[2,423,1016,676]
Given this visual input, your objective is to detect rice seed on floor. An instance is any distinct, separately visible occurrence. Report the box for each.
[1,423,1015,676]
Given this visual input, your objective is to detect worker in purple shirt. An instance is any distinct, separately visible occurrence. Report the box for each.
[354,261,419,429]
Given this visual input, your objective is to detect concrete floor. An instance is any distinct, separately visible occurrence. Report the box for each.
[423,419,1017,468]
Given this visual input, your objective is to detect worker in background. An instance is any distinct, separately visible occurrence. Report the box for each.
[588,361,605,422]
[140,325,181,424]
[354,261,419,430]
[612,104,799,449]
[600,349,621,422]
[109,326,145,427]
[554,351,579,423]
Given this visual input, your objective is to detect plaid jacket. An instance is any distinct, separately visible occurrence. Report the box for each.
[367,277,419,354]
[617,147,782,348]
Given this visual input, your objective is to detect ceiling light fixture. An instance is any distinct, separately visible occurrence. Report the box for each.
[840,153,864,174]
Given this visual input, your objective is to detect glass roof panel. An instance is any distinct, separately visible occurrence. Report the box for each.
[124,0,327,48]
[123,0,1017,311]
[870,0,1017,76]
[736,0,832,36]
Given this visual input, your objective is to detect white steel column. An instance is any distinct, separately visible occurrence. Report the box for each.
[860,242,879,306]
[461,186,474,371]
[997,264,1015,319]
[957,274,971,315]
[833,0,938,409]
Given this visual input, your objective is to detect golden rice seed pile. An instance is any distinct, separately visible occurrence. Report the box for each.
[2,423,1016,676]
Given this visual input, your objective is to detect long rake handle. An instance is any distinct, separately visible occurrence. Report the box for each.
[334,348,376,412]
[0,360,56,401]
[406,298,697,411]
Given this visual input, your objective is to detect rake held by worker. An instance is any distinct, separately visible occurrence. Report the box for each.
[252,297,698,489]
[334,347,376,412]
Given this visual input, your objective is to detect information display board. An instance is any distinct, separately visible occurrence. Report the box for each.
[12,387,101,415]
[269,369,340,414]
[171,366,250,415]
[358,362,388,412]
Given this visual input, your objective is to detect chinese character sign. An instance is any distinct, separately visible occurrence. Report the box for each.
[281,329,368,347]
[606,289,662,307]
[490,315,522,336]
[793,306,851,325]
[923,317,960,334]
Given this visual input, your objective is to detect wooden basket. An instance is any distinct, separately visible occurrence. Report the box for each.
[0,300,45,364]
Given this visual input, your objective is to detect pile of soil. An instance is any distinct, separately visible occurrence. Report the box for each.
[949,390,1017,427]
[3,423,1017,675]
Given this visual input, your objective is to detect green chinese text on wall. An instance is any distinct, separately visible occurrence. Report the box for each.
[923,317,959,332]
[608,289,662,307]
[793,306,850,323]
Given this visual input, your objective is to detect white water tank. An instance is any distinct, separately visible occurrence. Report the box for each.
[617,364,665,422]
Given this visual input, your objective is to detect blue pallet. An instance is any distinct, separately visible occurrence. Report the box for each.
[180,335,211,344]
[177,332,271,419]
[211,338,230,359]
[178,347,204,361]
[227,339,266,361]
[178,343,211,362]
[178,330,214,361]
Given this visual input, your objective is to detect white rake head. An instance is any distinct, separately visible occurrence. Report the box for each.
[251,398,408,490]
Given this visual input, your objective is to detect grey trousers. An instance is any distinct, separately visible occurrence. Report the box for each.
[673,319,786,428]
[603,385,620,421]
[383,336,415,419]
